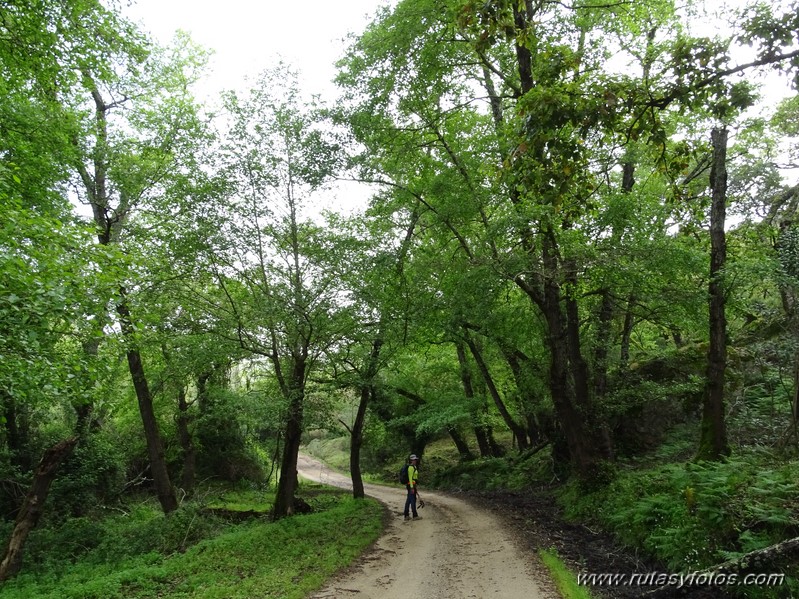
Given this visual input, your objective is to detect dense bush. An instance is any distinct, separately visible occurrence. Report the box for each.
[17,502,231,577]
[428,447,550,491]
[558,451,799,594]
[0,486,382,599]
[193,389,267,483]
[48,434,127,518]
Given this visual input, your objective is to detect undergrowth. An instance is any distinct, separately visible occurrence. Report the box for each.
[418,421,799,598]
[557,449,799,598]
[0,483,382,599]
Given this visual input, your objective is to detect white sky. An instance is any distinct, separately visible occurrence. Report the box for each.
[123,0,389,102]
[123,0,390,217]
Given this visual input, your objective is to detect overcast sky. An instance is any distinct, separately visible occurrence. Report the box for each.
[123,0,389,101]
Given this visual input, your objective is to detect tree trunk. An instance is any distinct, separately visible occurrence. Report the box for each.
[349,209,417,498]
[792,353,799,433]
[350,385,370,499]
[473,424,491,457]
[500,345,545,444]
[564,260,614,459]
[620,294,636,370]
[273,393,303,519]
[543,300,596,475]
[1,392,30,473]
[351,333,384,499]
[540,233,607,477]
[564,259,594,414]
[76,77,177,515]
[176,386,196,495]
[117,293,178,514]
[593,288,615,400]
[74,337,102,436]
[464,333,530,451]
[0,437,78,581]
[456,341,503,458]
[698,127,730,461]
[448,426,475,461]
[273,358,306,520]
[594,162,636,398]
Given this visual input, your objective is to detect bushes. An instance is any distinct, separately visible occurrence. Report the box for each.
[193,389,268,483]
[428,450,551,491]
[560,452,799,572]
[48,434,126,518]
[0,488,382,599]
[16,502,231,578]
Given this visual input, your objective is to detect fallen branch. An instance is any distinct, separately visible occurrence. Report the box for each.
[644,535,799,595]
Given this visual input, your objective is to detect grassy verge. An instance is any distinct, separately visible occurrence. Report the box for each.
[0,485,383,599]
[538,548,595,599]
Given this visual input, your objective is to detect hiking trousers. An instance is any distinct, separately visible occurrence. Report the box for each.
[404,486,418,517]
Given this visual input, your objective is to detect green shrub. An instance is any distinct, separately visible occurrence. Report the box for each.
[17,500,234,580]
[0,490,382,599]
[428,449,552,491]
[195,398,266,483]
[560,452,799,573]
[48,434,126,518]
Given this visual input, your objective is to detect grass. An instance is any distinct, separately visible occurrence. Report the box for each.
[0,483,383,599]
[539,548,595,599]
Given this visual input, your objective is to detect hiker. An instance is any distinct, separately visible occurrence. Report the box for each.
[403,454,420,521]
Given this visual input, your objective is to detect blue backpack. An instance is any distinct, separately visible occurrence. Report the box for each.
[399,463,410,484]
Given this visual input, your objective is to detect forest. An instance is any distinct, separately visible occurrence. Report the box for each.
[1,0,799,597]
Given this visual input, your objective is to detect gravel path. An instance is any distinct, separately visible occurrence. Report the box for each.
[298,453,557,599]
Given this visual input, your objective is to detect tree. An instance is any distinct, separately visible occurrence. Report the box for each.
[698,127,731,460]
[337,0,637,476]
[205,65,344,518]
[70,30,212,514]
[335,0,799,480]
[319,203,423,498]
[0,0,146,572]
[0,438,78,581]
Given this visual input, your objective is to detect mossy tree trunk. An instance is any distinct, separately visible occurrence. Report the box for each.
[698,127,731,461]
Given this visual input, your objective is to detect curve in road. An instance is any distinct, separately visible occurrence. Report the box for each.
[298,453,555,599]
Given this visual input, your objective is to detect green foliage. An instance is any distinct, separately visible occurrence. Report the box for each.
[605,373,705,417]
[559,452,799,572]
[778,225,799,282]
[0,200,115,408]
[193,387,267,483]
[304,435,351,473]
[429,449,550,491]
[0,488,382,599]
[47,434,127,518]
[2,0,799,591]
[10,502,226,578]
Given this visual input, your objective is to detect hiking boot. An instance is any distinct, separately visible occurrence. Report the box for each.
[412,515,421,520]
[403,515,410,521]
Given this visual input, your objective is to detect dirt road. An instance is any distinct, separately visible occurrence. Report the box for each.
[298,453,555,599]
